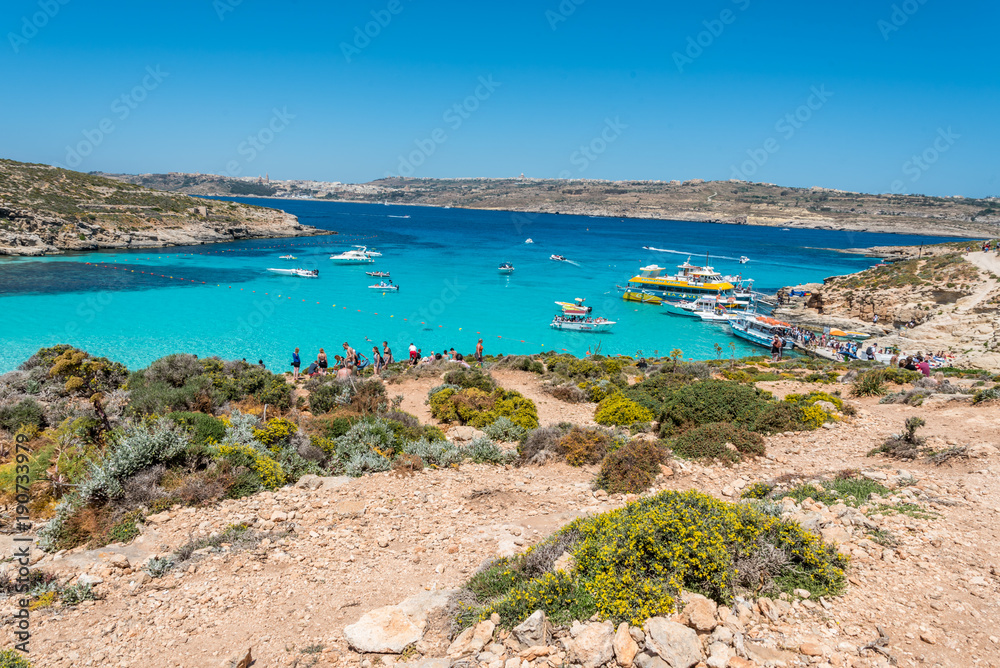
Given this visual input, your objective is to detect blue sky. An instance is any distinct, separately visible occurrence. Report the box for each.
[2,0,998,197]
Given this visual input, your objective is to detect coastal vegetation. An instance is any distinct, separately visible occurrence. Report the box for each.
[455,490,848,628]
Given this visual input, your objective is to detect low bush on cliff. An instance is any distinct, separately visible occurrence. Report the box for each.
[669,422,764,464]
[429,387,539,431]
[594,440,669,494]
[455,490,847,628]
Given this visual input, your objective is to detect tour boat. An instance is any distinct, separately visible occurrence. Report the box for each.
[330,246,375,264]
[555,298,592,315]
[279,254,297,260]
[550,315,616,332]
[366,271,390,278]
[550,254,568,262]
[498,262,515,274]
[727,314,796,351]
[662,297,737,323]
[618,258,735,303]
[267,268,319,278]
[368,281,399,292]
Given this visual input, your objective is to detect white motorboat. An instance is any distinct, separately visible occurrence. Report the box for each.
[330,246,375,264]
[267,268,319,278]
[550,315,616,332]
[727,314,796,351]
[739,256,749,264]
[279,254,297,260]
[366,271,390,278]
[525,238,534,244]
[498,262,515,274]
[550,254,567,262]
[367,250,383,257]
[555,298,592,315]
[368,281,399,292]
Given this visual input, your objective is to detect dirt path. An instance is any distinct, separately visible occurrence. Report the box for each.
[957,251,1000,312]
[491,369,599,427]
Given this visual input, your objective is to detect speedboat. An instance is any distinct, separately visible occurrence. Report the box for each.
[555,298,592,315]
[739,256,749,264]
[498,262,515,274]
[369,281,399,292]
[550,315,616,332]
[525,238,534,244]
[330,246,375,264]
[550,254,567,262]
[279,254,297,260]
[366,271,390,278]
[367,250,383,257]
[267,268,319,278]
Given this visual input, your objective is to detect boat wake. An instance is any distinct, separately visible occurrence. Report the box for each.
[643,247,742,261]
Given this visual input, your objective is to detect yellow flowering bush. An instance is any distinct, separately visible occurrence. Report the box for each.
[253,418,298,448]
[217,443,286,490]
[458,490,848,628]
[594,393,654,427]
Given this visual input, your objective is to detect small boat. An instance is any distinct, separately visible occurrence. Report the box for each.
[279,254,297,260]
[366,271,390,278]
[662,297,737,323]
[620,289,663,305]
[550,315,616,332]
[525,238,534,244]
[330,246,375,264]
[550,254,567,262]
[267,268,319,278]
[367,250,383,257]
[739,256,749,264]
[498,262,515,274]
[555,298,592,315]
[727,315,795,350]
[369,281,399,292]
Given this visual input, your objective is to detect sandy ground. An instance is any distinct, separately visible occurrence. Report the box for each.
[6,376,1000,668]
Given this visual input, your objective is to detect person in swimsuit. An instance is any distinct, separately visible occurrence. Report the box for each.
[382,341,394,365]
[291,347,301,381]
[475,339,484,366]
[372,346,384,376]
[318,348,328,375]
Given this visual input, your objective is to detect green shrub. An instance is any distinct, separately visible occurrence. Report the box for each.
[443,367,496,392]
[670,422,764,463]
[464,437,517,465]
[740,482,775,500]
[430,387,539,430]
[559,427,612,466]
[869,417,928,460]
[851,370,889,397]
[594,393,654,427]
[0,649,32,668]
[749,402,807,434]
[658,380,773,434]
[0,398,46,432]
[594,440,668,494]
[458,490,847,628]
[484,416,529,442]
[167,412,227,445]
[972,387,1000,404]
[881,367,922,385]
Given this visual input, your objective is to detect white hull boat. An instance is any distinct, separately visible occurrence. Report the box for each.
[267,268,319,278]
[550,316,616,332]
[330,245,375,264]
[369,282,399,292]
[727,315,796,350]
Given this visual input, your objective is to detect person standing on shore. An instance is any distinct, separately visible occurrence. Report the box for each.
[317,348,328,375]
[770,335,781,362]
[343,342,357,367]
[382,341,394,365]
[408,343,419,366]
[475,339,484,366]
[291,347,301,381]
[372,345,384,376]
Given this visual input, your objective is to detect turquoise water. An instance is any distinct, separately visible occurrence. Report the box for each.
[0,199,964,373]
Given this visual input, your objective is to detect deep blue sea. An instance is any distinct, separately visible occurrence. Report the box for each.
[0,198,965,373]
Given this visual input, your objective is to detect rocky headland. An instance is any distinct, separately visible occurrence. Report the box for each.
[0,159,332,257]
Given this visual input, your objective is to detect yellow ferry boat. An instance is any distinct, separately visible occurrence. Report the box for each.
[617,259,735,304]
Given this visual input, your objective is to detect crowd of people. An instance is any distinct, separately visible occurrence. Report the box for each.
[289,338,485,381]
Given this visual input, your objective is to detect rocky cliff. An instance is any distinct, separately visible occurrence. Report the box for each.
[0,159,330,256]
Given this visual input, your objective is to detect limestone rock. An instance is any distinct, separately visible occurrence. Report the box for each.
[614,622,639,667]
[553,551,576,573]
[450,620,496,657]
[682,594,718,632]
[513,610,548,647]
[343,605,423,654]
[447,426,486,443]
[644,617,702,668]
[567,621,615,668]
[397,588,458,628]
